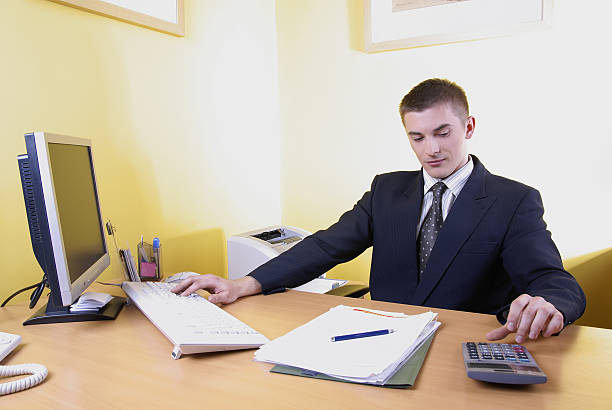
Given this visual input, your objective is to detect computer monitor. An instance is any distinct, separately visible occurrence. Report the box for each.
[18,132,125,325]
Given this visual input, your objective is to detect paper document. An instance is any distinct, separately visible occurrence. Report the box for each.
[291,278,348,294]
[270,330,437,388]
[255,305,440,385]
[70,292,113,312]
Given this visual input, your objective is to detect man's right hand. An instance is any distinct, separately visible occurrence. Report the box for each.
[170,274,262,305]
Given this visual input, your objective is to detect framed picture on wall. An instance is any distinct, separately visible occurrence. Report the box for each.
[48,0,185,36]
[364,0,552,52]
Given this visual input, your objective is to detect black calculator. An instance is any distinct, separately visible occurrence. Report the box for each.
[462,342,547,384]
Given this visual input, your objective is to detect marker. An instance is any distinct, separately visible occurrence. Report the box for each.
[152,237,160,278]
[153,237,160,260]
[330,329,396,342]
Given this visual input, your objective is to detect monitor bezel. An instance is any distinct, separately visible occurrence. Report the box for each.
[32,131,110,306]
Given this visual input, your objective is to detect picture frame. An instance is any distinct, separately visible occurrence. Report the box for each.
[48,0,185,37]
[364,0,552,52]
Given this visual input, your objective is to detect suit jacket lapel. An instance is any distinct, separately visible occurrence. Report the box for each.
[399,175,424,286]
[411,157,496,306]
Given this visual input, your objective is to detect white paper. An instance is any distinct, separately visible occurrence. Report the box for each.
[254,305,439,383]
[291,278,348,294]
[335,320,441,384]
[70,292,113,312]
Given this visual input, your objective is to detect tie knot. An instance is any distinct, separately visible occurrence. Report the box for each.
[431,182,447,199]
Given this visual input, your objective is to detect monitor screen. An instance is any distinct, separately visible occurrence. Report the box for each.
[48,143,106,283]
[19,132,124,325]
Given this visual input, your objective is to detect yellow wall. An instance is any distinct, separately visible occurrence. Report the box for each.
[2,0,611,304]
[0,0,280,303]
[276,0,612,283]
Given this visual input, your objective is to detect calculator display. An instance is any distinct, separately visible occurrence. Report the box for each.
[467,363,513,370]
[512,365,540,372]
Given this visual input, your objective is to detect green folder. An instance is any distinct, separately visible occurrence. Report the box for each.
[270,332,436,389]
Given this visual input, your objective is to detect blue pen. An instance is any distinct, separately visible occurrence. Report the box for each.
[152,237,160,277]
[152,238,160,259]
[330,329,396,342]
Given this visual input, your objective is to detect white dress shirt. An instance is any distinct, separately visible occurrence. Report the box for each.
[417,155,474,233]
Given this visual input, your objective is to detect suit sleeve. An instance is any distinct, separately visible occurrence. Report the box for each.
[247,177,378,293]
[497,188,586,327]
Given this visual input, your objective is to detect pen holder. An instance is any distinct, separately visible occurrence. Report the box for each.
[137,241,162,281]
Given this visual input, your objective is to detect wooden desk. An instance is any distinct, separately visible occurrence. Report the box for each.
[1,288,611,409]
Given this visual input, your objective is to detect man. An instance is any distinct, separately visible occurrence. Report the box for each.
[173,79,585,344]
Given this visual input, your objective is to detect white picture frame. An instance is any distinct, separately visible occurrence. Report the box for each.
[365,0,552,52]
[48,0,185,36]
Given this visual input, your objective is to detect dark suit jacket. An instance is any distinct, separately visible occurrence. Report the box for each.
[249,156,586,326]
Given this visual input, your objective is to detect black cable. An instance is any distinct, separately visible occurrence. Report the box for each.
[29,278,47,309]
[1,283,40,307]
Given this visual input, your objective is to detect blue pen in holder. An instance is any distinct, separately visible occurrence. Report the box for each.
[152,237,162,279]
[137,238,162,281]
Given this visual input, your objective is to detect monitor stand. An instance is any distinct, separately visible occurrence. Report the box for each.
[23,295,126,325]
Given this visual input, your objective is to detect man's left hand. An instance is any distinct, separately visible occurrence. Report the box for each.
[486,294,564,343]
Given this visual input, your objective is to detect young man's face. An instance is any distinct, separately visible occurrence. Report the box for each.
[403,103,475,179]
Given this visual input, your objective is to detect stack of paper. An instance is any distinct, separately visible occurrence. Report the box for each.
[255,305,440,385]
[291,278,348,294]
[70,292,113,312]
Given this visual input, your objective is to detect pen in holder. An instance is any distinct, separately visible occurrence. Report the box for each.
[137,238,161,281]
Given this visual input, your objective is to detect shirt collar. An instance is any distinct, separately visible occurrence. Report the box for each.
[423,155,474,196]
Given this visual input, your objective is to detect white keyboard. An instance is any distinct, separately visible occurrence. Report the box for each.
[122,281,269,359]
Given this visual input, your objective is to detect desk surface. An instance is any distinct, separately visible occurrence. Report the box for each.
[1,286,611,409]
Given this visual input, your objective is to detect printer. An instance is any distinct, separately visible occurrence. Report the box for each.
[227,225,313,280]
[227,225,370,298]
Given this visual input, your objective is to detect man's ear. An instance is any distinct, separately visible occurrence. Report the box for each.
[465,116,476,140]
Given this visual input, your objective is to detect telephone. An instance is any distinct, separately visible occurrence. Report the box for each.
[0,331,48,395]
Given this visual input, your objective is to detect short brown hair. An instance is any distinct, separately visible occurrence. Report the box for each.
[399,78,469,122]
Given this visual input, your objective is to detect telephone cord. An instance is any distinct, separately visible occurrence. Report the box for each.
[0,363,48,395]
